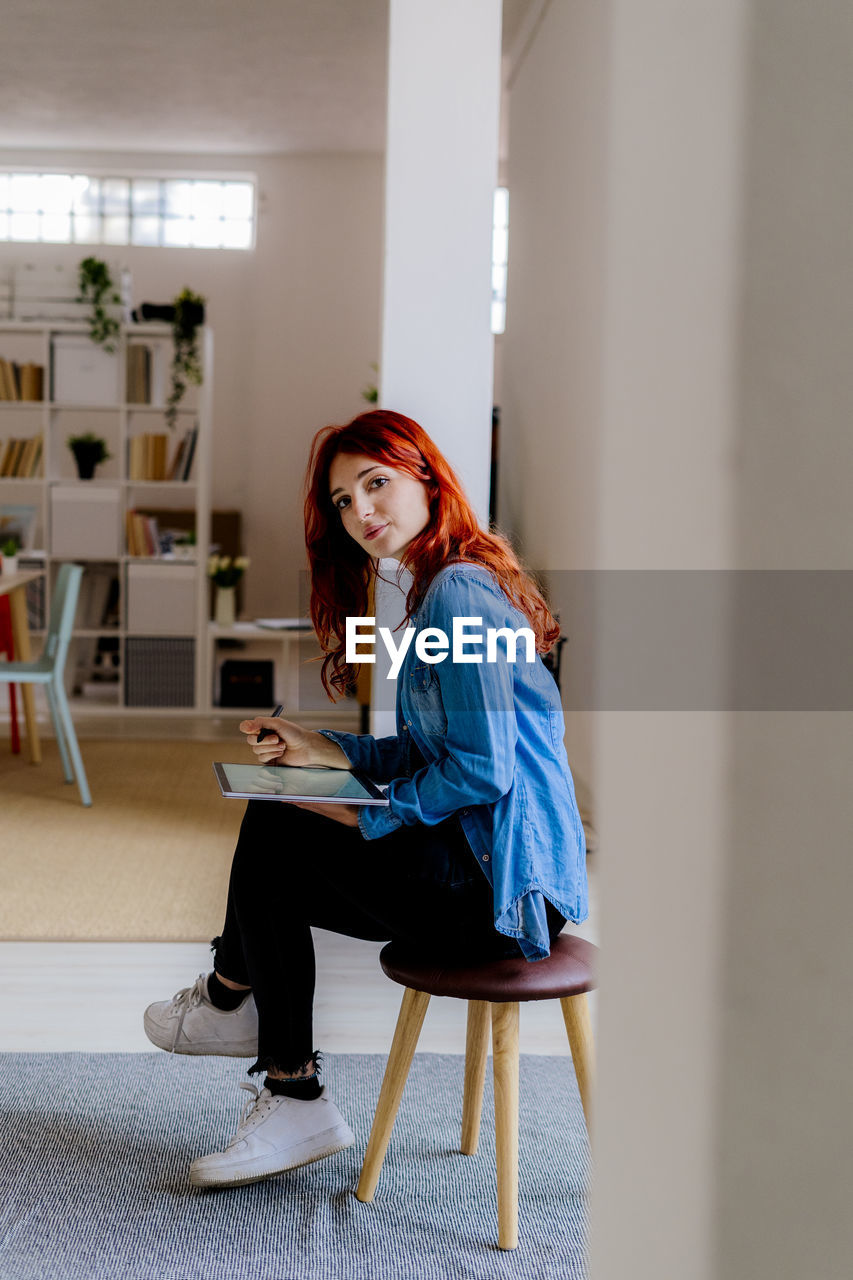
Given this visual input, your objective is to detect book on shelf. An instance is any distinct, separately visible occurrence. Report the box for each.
[164,424,198,482]
[8,439,25,476]
[126,345,151,404]
[125,508,161,557]
[0,359,17,400]
[0,439,19,476]
[128,432,170,481]
[125,342,166,406]
[180,424,198,481]
[0,435,43,477]
[24,435,43,476]
[20,364,44,401]
[167,434,187,480]
[0,359,44,401]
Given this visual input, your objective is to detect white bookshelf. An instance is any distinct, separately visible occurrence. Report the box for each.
[0,319,213,712]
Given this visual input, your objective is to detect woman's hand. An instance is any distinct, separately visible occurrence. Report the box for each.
[239,717,350,769]
[290,800,361,827]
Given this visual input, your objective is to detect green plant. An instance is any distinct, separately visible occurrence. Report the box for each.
[207,554,249,588]
[361,362,379,404]
[67,432,111,463]
[166,288,206,428]
[1,535,19,557]
[77,257,121,352]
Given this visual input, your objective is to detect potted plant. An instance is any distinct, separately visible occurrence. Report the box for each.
[67,432,111,480]
[207,554,249,627]
[166,288,206,428]
[77,257,121,353]
[0,535,19,575]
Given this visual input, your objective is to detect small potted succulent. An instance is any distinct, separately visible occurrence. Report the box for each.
[1,535,19,575]
[67,432,111,480]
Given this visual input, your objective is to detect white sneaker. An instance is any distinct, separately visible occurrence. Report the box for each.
[189,1083,355,1188]
[143,973,258,1057]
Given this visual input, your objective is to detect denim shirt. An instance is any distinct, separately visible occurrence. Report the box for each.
[321,563,588,960]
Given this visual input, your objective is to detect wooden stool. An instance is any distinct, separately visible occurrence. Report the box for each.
[355,934,597,1251]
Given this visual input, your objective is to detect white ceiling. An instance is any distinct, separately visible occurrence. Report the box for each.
[1,0,533,156]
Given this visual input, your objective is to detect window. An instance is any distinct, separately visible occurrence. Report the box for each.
[0,172,256,250]
[491,187,509,335]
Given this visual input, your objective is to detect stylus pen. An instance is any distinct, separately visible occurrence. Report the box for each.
[256,705,284,743]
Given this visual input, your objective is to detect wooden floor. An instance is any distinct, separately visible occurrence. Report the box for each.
[0,712,598,1056]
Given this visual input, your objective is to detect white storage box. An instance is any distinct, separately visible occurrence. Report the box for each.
[126,562,197,635]
[50,485,122,558]
[51,335,120,405]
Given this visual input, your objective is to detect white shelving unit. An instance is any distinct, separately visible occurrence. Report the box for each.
[0,319,213,712]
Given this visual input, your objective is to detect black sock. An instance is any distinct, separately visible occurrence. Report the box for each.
[206,971,249,1011]
[265,1073,322,1101]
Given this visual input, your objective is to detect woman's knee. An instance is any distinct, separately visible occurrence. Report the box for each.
[229,801,322,901]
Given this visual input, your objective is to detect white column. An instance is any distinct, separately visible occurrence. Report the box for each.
[590,4,746,1279]
[373,0,503,732]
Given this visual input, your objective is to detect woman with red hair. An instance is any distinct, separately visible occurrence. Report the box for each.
[145,410,587,1190]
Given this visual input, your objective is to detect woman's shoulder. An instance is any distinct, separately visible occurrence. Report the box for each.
[420,560,514,617]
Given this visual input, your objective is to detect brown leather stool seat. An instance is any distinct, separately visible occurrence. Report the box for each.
[379,933,597,1002]
[356,933,598,1252]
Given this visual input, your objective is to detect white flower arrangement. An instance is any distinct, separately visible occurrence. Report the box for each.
[207,554,249,588]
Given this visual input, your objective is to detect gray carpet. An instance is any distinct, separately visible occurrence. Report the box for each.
[0,1053,589,1280]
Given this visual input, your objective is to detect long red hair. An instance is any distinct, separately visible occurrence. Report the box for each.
[304,410,560,697]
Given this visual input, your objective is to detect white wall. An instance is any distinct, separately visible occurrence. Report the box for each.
[590,3,744,1277]
[503,2,853,1278]
[503,1,743,1277]
[0,147,384,615]
[717,1,853,1274]
[499,0,609,794]
[244,152,384,616]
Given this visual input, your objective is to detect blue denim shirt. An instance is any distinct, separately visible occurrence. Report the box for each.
[321,563,588,960]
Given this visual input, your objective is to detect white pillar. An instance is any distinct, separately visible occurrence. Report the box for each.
[373,0,503,731]
[589,4,746,1279]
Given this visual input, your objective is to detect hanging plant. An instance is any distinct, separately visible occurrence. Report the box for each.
[166,288,206,428]
[361,362,379,404]
[77,257,121,352]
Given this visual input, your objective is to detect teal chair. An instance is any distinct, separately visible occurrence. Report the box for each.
[0,563,91,806]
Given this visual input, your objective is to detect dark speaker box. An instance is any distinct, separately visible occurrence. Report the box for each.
[219,659,274,709]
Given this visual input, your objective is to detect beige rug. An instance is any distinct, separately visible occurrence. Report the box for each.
[0,739,246,941]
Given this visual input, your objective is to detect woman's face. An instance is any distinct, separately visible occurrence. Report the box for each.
[328,451,432,560]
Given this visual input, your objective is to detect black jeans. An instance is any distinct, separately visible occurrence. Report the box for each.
[212,800,565,1076]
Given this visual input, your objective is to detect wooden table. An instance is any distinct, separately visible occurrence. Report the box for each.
[0,568,44,763]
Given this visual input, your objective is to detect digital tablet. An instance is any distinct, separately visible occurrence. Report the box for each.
[212,762,389,805]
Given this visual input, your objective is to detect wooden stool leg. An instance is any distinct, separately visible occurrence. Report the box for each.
[356,986,430,1203]
[461,999,490,1155]
[491,1001,520,1251]
[560,993,595,1134]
